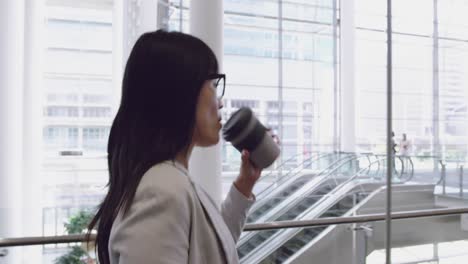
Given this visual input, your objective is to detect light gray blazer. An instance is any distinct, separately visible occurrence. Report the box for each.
[109,161,255,264]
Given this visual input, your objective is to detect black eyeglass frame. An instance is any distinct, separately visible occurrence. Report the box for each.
[206,73,226,99]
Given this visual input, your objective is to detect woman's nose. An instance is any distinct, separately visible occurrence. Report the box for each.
[218,98,224,109]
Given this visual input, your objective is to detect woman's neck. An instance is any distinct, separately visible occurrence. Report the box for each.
[175,145,194,169]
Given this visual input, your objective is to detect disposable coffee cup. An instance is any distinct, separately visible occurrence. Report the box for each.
[222,107,280,169]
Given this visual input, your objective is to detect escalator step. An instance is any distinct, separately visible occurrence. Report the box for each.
[303,229,315,236]
[282,247,295,257]
[278,251,290,262]
[297,236,309,245]
[288,243,302,252]
[292,209,302,215]
[250,236,263,245]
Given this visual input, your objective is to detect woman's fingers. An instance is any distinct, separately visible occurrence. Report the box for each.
[241,149,250,162]
[266,127,280,145]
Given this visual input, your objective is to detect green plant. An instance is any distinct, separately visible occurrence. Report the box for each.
[64,211,94,234]
[54,246,88,264]
[55,210,95,264]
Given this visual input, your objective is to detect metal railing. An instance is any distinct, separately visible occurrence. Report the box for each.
[1,207,468,248]
[460,165,464,197]
[439,161,466,197]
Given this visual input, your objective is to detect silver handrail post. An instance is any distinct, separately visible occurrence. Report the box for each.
[460,165,464,197]
[441,161,446,195]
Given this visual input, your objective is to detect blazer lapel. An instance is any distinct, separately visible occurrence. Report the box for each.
[193,182,238,264]
[167,161,237,264]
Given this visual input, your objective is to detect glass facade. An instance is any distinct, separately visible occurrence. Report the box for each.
[39,1,114,262]
[168,0,336,179]
[1,0,468,263]
[356,0,468,158]
[43,4,114,156]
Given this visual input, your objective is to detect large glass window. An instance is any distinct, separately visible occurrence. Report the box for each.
[43,6,114,156]
[41,2,114,262]
[355,1,468,262]
[355,0,388,152]
[4,1,468,263]
[439,0,468,160]
[168,0,337,180]
[356,0,468,158]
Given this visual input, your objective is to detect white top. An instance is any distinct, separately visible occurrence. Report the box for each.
[400,139,411,156]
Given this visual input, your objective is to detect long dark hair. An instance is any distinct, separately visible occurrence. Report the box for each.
[87,30,219,264]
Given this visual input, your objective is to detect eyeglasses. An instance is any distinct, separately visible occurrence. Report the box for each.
[207,73,226,99]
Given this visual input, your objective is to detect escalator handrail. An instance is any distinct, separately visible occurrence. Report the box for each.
[238,154,374,252]
[274,183,437,264]
[247,153,362,218]
[320,157,388,199]
[254,152,329,199]
[256,151,320,184]
[262,151,379,199]
[399,156,415,182]
[250,152,353,212]
[255,152,352,198]
[241,156,390,263]
[243,156,420,264]
[238,154,368,246]
[293,155,415,227]
[320,154,415,206]
[242,181,382,264]
[282,156,388,223]
[369,154,415,182]
[257,152,374,213]
[242,154,352,230]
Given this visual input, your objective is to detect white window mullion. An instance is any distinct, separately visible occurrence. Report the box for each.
[339,0,357,152]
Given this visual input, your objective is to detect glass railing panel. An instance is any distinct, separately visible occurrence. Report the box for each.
[5,155,464,264]
[409,155,441,184]
[238,213,468,263]
[239,184,381,262]
[381,214,468,264]
[246,192,371,262]
[244,153,394,225]
[244,152,361,223]
[0,243,97,264]
[435,160,468,199]
[3,211,468,264]
[252,152,350,198]
[239,189,343,259]
[240,180,447,263]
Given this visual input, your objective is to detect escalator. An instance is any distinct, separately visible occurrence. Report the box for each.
[238,180,341,259]
[240,155,414,264]
[260,184,434,264]
[246,174,315,223]
[245,153,358,224]
[257,191,368,263]
[238,155,377,260]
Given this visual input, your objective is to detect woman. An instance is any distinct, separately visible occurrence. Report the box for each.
[87,30,266,264]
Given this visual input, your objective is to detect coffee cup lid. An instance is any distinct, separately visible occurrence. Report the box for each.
[222,107,253,142]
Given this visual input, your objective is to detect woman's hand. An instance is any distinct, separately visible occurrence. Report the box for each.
[266,127,280,145]
[233,150,262,198]
[234,128,280,198]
